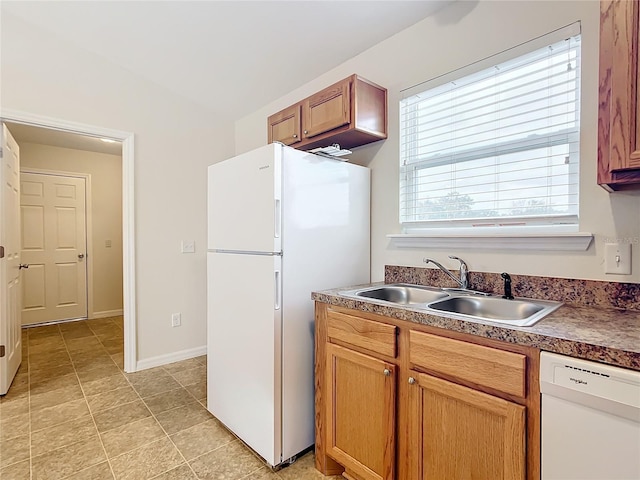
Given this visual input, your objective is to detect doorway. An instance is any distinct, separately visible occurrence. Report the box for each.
[0,110,136,373]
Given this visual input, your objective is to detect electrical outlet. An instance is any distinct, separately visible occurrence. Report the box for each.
[171,313,181,327]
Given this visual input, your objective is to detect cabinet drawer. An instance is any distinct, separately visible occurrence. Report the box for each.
[409,331,526,398]
[327,310,397,358]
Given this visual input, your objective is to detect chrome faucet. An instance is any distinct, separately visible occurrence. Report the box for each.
[423,256,469,290]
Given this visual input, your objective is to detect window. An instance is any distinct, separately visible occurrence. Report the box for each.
[399,26,581,233]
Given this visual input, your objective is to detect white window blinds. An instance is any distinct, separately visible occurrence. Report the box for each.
[400,27,581,230]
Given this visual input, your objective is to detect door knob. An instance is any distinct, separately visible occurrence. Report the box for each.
[383,369,391,376]
[408,377,416,385]
[78,254,85,259]
[19,264,29,269]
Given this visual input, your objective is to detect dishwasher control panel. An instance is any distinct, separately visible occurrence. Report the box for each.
[541,352,640,409]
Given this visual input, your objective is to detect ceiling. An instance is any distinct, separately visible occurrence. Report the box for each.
[2,0,451,121]
[6,123,123,156]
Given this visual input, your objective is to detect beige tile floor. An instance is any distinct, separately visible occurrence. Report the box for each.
[0,317,339,480]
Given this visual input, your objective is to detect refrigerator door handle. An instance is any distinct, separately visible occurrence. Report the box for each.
[274,199,281,238]
[274,270,281,310]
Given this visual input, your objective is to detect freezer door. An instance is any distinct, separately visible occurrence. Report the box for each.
[208,144,281,252]
[207,252,282,466]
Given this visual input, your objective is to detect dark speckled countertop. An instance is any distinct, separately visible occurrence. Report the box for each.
[312,282,640,371]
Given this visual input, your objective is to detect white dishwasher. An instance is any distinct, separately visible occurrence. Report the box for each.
[540,352,640,480]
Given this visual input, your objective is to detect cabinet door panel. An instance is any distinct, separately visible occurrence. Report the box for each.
[633,1,640,169]
[326,343,395,480]
[408,371,525,480]
[598,0,640,188]
[609,0,640,170]
[303,79,350,138]
[268,104,301,145]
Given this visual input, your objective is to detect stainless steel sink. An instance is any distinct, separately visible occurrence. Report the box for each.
[429,296,543,320]
[340,283,562,327]
[428,295,561,326]
[352,284,448,305]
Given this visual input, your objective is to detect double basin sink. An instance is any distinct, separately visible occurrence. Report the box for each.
[340,283,562,327]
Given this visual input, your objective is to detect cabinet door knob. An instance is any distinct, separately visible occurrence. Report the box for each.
[292,134,297,138]
[408,377,416,385]
[383,369,391,376]
[303,130,308,134]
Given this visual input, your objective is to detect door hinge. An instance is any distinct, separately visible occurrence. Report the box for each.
[0,345,5,358]
[0,245,4,259]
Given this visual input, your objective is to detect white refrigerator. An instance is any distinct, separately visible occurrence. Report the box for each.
[206,143,370,467]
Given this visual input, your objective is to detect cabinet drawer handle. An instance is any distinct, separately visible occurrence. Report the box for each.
[292,134,297,138]
[408,377,416,385]
[383,369,391,377]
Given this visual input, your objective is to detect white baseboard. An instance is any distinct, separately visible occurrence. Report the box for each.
[91,309,124,319]
[135,345,207,372]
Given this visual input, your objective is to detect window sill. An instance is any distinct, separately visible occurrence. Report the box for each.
[387,232,593,251]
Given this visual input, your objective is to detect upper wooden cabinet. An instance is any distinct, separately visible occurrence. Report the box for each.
[598,0,640,190]
[267,75,387,151]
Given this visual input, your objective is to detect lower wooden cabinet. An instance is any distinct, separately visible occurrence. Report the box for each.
[315,303,540,480]
[407,370,525,480]
[325,344,396,480]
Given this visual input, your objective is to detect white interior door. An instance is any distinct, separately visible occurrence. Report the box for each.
[1,123,23,395]
[20,172,87,325]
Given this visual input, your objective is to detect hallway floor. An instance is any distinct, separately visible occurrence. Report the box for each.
[0,317,338,480]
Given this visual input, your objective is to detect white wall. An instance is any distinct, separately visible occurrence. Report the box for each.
[1,12,235,363]
[20,143,124,317]
[236,0,640,283]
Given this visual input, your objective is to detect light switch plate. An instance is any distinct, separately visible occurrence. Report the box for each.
[604,243,632,275]
[181,240,195,253]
